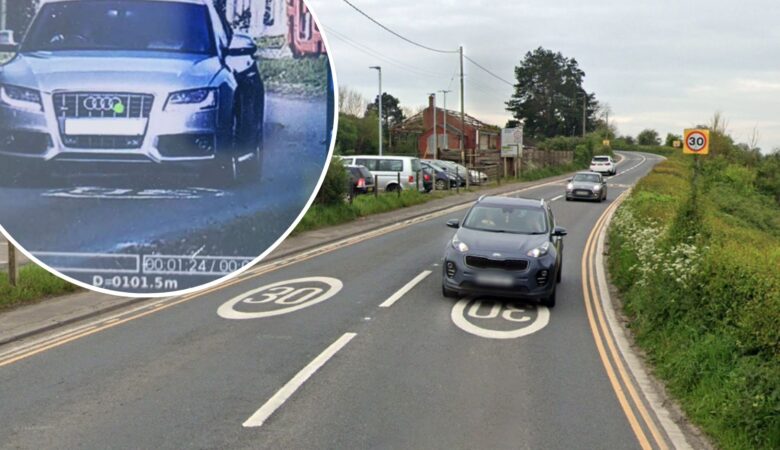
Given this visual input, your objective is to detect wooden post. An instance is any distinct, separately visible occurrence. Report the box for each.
[8,241,17,287]
[396,172,401,198]
[374,175,379,198]
[456,167,460,194]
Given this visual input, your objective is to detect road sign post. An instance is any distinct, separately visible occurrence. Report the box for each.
[684,128,710,181]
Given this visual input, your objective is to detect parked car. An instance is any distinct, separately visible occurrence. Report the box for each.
[589,155,616,176]
[565,171,607,202]
[345,164,375,195]
[442,196,567,307]
[0,0,265,186]
[340,155,423,192]
[421,161,457,190]
[424,159,466,186]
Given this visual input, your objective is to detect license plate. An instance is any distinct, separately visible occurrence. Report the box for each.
[65,118,146,136]
[475,273,514,287]
[575,190,590,196]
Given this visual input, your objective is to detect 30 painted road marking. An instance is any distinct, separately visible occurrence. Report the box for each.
[451,297,550,339]
[379,271,432,308]
[217,277,343,320]
[243,332,357,428]
[42,187,228,200]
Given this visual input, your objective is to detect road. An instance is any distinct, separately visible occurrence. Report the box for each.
[0,152,673,449]
[0,93,331,292]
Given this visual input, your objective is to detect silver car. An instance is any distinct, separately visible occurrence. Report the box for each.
[0,0,264,185]
[565,171,607,202]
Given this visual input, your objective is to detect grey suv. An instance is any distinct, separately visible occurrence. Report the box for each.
[0,0,264,184]
[442,196,567,307]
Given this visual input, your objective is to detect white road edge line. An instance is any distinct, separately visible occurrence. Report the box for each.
[242,332,357,428]
[550,194,564,202]
[594,186,692,449]
[379,271,432,308]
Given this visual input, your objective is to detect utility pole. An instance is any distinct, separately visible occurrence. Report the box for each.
[459,46,466,166]
[439,90,451,153]
[369,66,383,155]
[582,95,587,138]
[429,93,437,160]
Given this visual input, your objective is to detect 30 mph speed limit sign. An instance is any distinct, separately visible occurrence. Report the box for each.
[684,129,710,155]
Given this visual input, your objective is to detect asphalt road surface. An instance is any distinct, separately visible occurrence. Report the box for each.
[0,152,672,449]
[0,93,331,291]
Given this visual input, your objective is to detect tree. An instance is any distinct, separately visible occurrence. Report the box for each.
[637,129,661,146]
[506,47,599,139]
[338,87,367,117]
[366,93,405,149]
[665,133,682,147]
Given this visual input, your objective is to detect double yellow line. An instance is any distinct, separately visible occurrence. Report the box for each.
[581,193,669,450]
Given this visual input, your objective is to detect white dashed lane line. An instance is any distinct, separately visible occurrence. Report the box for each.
[379,270,432,308]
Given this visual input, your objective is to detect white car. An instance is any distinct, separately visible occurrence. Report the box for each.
[589,155,616,175]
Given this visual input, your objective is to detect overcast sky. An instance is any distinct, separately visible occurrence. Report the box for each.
[309,0,780,151]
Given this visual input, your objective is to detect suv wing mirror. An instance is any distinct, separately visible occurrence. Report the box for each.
[553,226,568,237]
[227,33,257,57]
[446,219,460,229]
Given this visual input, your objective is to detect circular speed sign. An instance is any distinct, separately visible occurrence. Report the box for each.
[684,129,710,155]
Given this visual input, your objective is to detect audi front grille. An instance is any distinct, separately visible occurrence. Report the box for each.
[53,92,154,149]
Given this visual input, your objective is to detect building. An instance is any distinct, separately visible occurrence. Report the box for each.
[223,0,326,56]
[395,95,502,163]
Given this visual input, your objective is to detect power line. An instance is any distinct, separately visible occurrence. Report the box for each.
[341,0,459,54]
[464,56,515,87]
[324,26,452,79]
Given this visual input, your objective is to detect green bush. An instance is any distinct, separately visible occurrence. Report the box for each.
[0,265,79,310]
[608,148,780,449]
[314,156,349,206]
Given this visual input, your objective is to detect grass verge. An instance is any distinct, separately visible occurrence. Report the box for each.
[259,56,329,97]
[296,161,584,235]
[0,265,80,311]
[607,149,779,449]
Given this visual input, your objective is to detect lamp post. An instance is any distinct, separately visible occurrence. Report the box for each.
[369,66,383,156]
[429,93,437,160]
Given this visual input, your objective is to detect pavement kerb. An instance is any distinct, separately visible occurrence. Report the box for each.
[0,167,588,347]
[0,296,152,347]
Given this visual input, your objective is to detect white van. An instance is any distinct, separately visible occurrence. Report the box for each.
[340,155,423,192]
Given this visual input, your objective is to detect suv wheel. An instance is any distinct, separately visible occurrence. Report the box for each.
[435,179,446,190]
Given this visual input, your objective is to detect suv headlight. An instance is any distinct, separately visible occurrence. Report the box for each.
[165,88,217,112]
[451,235,469,253]
[0,85,43,112]
[566,183,574,191]
[527,242,550,258]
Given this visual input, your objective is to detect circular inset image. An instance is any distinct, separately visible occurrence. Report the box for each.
[0,0,337,296]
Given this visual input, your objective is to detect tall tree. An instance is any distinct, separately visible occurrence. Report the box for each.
[506,47,599,139]
[366,93,405,149]
[338,87,367,117]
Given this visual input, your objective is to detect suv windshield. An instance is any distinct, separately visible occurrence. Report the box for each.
[463,205,548,234]
[23,1,216,55]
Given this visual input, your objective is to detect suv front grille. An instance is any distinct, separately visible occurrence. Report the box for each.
[465,256,529,271]
[53,92,154,119]
[53,92,154,149]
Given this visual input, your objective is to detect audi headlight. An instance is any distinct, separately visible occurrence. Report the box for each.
[0,85,42,112]
[527,242,551,258]
[451,235,469,253]
[165,88,217,112]
[566,183,574,191]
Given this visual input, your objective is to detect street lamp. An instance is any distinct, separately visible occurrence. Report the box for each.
[369,66,383,156]
[429,93,437,160]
